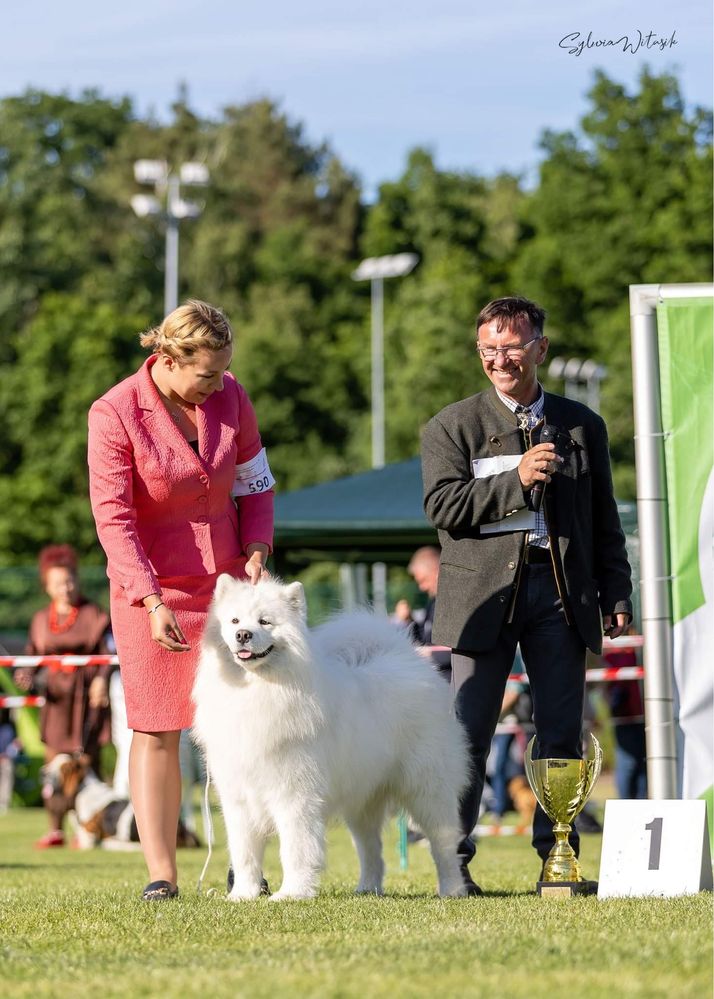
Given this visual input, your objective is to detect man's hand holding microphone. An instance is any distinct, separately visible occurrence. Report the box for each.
[518,424,569,510]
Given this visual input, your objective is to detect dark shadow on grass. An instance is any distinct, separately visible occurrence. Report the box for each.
[324,889,537,900]
[0,861,105,871]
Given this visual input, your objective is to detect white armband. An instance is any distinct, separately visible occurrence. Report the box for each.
[231,448,276,497]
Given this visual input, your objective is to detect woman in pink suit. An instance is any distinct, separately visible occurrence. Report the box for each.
[88,300,274,900]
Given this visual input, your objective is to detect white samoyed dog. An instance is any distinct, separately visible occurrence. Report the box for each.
[192,575,469,901]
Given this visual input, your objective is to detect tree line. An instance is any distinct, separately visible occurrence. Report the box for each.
[0,69,711,566]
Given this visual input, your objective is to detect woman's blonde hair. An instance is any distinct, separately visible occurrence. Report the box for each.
[140,300,233,363]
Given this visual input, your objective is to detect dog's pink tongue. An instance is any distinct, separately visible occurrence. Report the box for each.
[236,650,253,660]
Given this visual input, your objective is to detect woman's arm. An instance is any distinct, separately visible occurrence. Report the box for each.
[87,400,162,606]
[232,387,275,559]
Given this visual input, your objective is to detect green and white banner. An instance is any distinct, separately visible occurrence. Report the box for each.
[657,297,713,801]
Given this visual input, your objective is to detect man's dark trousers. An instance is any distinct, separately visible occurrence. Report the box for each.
[451,559,587,865]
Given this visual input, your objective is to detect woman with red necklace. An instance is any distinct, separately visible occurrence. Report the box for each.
[15,544,112,847]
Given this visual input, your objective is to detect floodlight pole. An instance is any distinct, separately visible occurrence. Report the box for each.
[352,253,419,470]
[351,254,419,613]
[370,276,385,468]
[165,175,181,314]
[131,160,209,317]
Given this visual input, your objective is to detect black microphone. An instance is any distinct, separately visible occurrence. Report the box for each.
[531,424,566,512]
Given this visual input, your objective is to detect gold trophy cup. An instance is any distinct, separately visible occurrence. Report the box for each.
[524,734,603,897]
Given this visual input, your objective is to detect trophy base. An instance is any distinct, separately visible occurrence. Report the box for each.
[537,879,598,898]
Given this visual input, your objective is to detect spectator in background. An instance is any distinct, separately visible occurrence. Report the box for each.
[179,728,212,845]
[15,544,113,847]
[603,631,647,799]
[394,546,451,676]
[106,629,132,799]
[0,709,22,814]
[487,652,532,825]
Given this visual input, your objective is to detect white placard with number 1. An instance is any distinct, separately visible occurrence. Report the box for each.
[598,799,713,898]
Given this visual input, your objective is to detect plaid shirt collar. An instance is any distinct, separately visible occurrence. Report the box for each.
[495,385,545,423]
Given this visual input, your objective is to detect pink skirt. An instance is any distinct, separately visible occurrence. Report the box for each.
[110,558,245,731]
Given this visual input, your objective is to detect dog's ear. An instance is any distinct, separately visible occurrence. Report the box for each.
[59,759,76,781]
[213,573,235,602]
[283,581,307,619]
[60,758,85,799]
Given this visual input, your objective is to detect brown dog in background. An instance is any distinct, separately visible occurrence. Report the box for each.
[506,774,537,833]
[45,754,201,850]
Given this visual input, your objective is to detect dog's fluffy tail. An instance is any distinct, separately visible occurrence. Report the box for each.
[313,610,428,673]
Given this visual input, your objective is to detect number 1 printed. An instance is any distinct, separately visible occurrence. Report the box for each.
[644,817,663,870]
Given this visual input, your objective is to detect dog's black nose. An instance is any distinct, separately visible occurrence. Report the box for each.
[236,629,253,645]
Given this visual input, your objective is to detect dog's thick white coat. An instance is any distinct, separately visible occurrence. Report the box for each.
[192,576,469,900]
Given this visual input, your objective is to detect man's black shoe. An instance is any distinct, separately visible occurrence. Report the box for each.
[226,866,270,895]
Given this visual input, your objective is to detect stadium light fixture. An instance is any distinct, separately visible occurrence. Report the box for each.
[131,160,210,315]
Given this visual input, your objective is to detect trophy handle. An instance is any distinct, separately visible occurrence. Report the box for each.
[583,732,603,797]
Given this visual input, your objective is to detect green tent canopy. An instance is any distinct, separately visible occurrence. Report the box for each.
[274,458,432,567]
[273,457,638,576]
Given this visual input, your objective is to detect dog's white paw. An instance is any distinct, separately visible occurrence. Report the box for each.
[227,885,263,902]
[269,887,317,901]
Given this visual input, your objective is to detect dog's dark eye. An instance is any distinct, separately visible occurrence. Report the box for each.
[231,618,240,625]
[259,618,271,626]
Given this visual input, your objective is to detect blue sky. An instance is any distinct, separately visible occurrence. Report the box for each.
[3,1,712,196]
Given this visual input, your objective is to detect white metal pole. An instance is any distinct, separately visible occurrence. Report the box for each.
[629,285,678,798]
[371,276,385,470]
[352,255,418,617]
[372,561,387,615]
[164,174,180,315]
[339,564,357,612]
[370,276,387,612]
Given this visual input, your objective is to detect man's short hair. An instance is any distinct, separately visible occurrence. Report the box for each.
[476,296,546,338]
[408,546,441,573]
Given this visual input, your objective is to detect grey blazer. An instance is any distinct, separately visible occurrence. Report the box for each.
[421,386,632,654]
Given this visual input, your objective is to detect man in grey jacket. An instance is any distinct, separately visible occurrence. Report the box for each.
[421,296,632,894]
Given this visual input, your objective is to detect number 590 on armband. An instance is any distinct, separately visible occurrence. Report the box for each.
[231,449,276,498]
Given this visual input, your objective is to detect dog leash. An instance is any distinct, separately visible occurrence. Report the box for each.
[196,766,216,895]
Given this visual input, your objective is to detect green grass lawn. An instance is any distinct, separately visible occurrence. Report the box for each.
[1,805,712,999]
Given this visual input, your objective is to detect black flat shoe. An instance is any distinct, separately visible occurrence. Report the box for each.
[142,880,179,901]
[226,867,270,895]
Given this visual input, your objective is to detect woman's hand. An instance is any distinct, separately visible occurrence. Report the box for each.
[14,667,34,691]
[143,596,190,652]
[393,599,413,623]
[244,544,270,586]
[88,675,109,708]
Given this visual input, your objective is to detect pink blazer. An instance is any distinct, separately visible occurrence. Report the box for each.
[87,356,274,606]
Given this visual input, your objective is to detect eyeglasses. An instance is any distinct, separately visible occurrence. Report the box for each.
[476,334,543,360]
